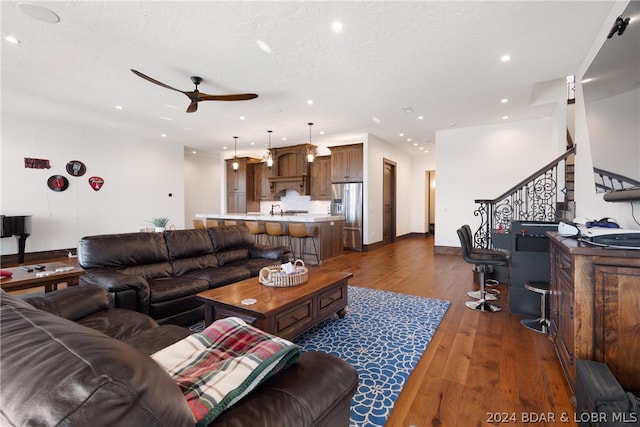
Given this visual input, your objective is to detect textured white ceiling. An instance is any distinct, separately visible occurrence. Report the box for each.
[1,1,616,158]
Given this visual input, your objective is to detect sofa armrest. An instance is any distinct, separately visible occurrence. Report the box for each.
[80,269,150,314]
[249,244,292,262]
[24,285,110,321]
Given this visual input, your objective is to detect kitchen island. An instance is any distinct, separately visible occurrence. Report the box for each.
[195,213,345,264]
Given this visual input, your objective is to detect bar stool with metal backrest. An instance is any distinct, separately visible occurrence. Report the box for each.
[245,221,267,245]
[521,281,551,334]
[205,219,219,228]
[460,224,503,300]
[193,219,205,229]
[288,223,320,265]
[265,222,291,249]
[457,227,508,312]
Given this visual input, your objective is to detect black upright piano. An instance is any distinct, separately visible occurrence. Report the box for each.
[1,215,33,264]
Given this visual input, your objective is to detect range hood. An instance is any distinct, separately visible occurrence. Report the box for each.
[267,175,308,195]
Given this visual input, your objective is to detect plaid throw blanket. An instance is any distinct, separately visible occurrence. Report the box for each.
[151,317,300,426]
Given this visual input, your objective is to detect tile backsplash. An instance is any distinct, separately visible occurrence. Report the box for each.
[258,190,331,214]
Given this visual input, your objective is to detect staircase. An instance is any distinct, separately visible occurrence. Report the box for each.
[472,146,576,249]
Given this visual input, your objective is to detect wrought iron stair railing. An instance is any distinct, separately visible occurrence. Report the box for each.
[473,146,576,249]
[593,167,640,193]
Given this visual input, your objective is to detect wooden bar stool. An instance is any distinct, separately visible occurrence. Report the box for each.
[289,223,320,265]
[265,222,291,249]
[521,281,551,334]
[246,221,267,245]
[193,219,205,229]
[224,220,238,226]
[205,219,219,228]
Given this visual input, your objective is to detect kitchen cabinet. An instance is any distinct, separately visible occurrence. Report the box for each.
[226,157,260,213]
[253,162,280,201]
[310,155,331,200]
[329,143,363,183]
[268,144,316,195]
[548,232,640,393]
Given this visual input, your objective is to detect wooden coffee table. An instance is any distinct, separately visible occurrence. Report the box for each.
[197,270,353,340]
[0,261,84,293]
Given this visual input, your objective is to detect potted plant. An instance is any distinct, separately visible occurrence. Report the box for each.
[147,217,170,232]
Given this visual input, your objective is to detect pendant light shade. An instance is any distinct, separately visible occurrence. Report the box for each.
[263,130,273,168]
[232,136,239,171]
[306,122,316,163]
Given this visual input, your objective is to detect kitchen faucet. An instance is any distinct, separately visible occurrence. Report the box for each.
[270,204,282,216]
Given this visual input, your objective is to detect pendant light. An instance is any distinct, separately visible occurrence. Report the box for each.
[263,130,274,168]
[232,136,239,171]
[306,122,316,163]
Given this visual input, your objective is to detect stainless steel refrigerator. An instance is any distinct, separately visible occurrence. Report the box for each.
[331,183,363,251]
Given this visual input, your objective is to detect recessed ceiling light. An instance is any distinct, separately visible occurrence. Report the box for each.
[256,40,272,53]
[191,150,197,154]
[413,143,418,146]
[332,21,343,32]
[5,36,20,44]
[501,98,509,104]
[372,117,380,124]
[501,54,511,62]
[407,138,412,142]
[418,116,424,120]
[419,147,424,150]
[320,131,325,135]
[161,134,167,137]
[17,2,60,23]
[282,137,287,141]
[307,99,314,105]
[115,105,123,110]
[239,116,245,120]
[223,146,228,150]
[502,115,509,120]
[399,133,404,137]
[250,142,255,146]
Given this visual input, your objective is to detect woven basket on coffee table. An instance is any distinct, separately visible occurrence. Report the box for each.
[259,259,308,287]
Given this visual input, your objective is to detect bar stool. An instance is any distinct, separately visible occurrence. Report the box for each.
[266,222,291,249]
[460,224,502,301]
[289,223,320,265]
[457,226,507,312]
[224,220,237,226]
[193,219,205,229]
[521,281,551,334]
[205,219,219,228]
[246,221,267,245]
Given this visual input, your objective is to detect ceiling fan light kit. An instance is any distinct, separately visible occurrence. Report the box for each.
[130,69,258,113]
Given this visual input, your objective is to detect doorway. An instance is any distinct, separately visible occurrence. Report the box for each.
[383,159,396,245]
[426,170,436,235]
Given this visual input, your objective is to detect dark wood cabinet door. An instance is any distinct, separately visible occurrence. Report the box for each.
[329,144,363,183]
[310,156,331,200]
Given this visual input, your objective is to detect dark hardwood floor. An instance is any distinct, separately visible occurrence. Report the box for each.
[312,235,576,427]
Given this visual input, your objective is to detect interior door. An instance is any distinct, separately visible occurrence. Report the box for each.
[383,159,396,245]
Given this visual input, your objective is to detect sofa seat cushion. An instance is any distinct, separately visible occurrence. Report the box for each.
[77,308,159,341]
[124,324,193,355]
[0,293,194,427]
[149,277,210,303]
[236,258,281,276]
[185,265,251,288]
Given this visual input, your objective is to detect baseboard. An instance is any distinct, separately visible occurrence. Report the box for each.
[434,245,461,255]
[1,248,77,267]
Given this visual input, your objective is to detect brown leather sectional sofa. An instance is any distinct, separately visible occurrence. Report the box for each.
[78,225,291,326]
[1,285,358,426]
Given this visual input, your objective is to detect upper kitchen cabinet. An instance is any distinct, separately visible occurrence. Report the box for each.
[253,162,280,201]
[226,157,260,213]
[310,155,332,200]
[328,143,363,183]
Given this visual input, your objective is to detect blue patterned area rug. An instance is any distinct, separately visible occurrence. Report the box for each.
[294,286,451,427]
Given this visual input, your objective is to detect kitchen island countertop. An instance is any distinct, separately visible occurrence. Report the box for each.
[195,213,344,223]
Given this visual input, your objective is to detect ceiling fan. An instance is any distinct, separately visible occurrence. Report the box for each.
[130,69,258,113]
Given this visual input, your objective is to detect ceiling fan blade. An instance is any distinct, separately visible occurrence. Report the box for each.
[197,93,259,101]
[186,100,198,113]
[131,69,185,93]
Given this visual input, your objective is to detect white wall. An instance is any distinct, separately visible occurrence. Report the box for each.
[573,1,638,230]
[1,113,185,254]
[184,151,224,227]
[434,117,559,248]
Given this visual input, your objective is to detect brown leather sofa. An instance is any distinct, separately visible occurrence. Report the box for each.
[0,286,358,427]
[78,225,291,326]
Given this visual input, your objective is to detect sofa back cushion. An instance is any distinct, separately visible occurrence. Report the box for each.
[0,292,193,427]
[164,229,219,275]
[78,232,172,279]
[208,225,253,265]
